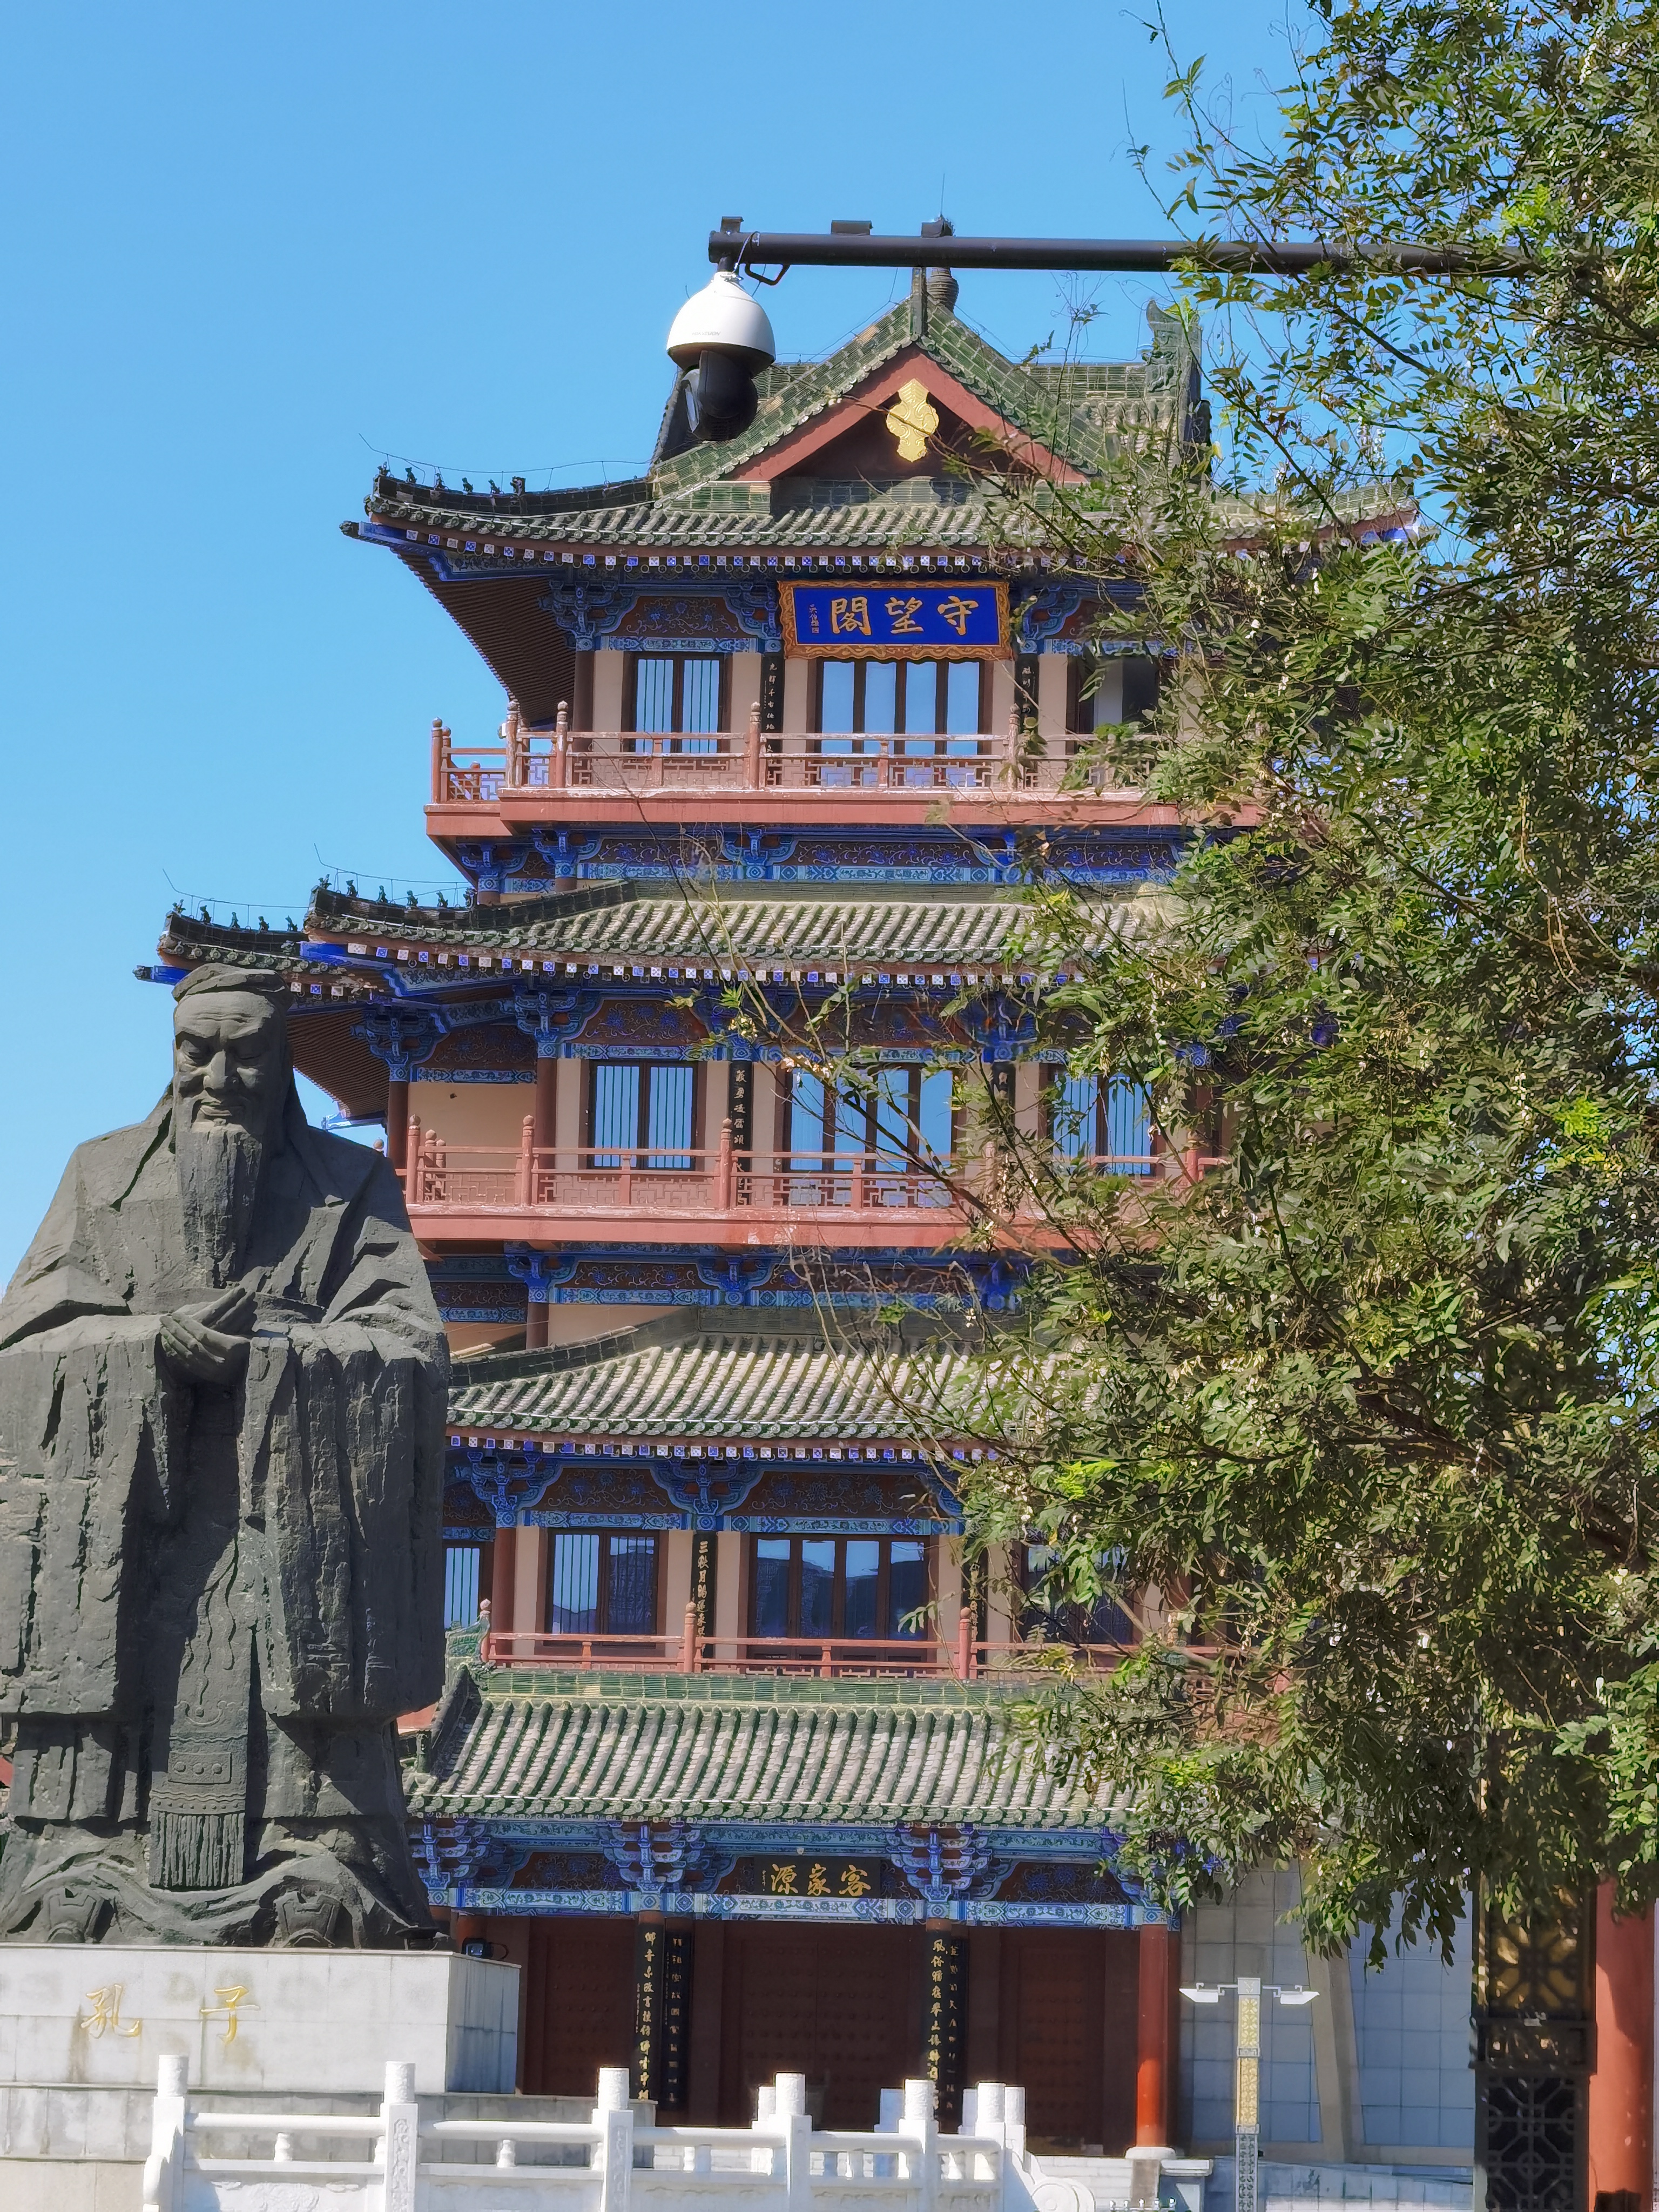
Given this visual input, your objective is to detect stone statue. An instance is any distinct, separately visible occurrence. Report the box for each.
[0,967,448,1946]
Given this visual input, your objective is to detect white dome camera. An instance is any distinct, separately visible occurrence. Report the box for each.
[666,271,776,442]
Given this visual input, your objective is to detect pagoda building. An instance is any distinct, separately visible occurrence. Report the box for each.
[143,273,1466,2173]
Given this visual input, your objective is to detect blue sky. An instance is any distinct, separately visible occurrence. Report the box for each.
[0,0,1297,1283]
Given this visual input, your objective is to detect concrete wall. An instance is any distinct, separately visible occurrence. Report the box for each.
[1178,1877,1474,2168]
[1347,1913,1473,2156]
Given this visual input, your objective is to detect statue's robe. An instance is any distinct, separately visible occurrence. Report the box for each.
[0,1089,446,1915]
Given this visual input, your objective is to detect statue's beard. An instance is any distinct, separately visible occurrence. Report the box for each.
[177,1114,265,1287]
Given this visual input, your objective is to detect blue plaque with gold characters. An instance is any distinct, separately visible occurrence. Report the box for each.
[780,579,1008,658]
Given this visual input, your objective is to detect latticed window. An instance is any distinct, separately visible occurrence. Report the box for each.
[547,1533,659,1636]
[816,658,983,736]
[749,1536,930,1639]
[589,1062,696,1169]
[788,1067,954,1165]
[443,1543,484,1629]
[626,654,725,748]
[1020,1544,1136,1645]
[1049,1073,1152,1173]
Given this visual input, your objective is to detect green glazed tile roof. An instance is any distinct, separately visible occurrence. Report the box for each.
[309,888,1163,970]
[407,1673,1120,1828]
[449,1315,972,1444]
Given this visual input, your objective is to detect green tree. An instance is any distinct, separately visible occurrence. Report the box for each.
[953,0,1659,1958]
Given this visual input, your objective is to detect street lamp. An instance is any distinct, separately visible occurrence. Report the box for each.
[1178,1979,1319,2212]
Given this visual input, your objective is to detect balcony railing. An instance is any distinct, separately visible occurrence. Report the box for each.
[429,706,1112,804]
[402,1118,1181,1226]
[478,1607,1136,1681]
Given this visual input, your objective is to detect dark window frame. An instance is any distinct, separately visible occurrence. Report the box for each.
[545,1530,663,1636]
[811,657,988,736]
[746,1534,932,1640]
[624,652,730,737]
[585,1060,702,1162]
[1017,1542,1136,1647]
[787,1064,957,1164]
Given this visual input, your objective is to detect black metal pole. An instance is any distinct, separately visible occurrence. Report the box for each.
[707,230,1530,278]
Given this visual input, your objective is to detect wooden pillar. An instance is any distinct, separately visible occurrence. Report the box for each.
[574,650,595,731]
[1135,1921,1178,2148]
[1589,1884,1654,2209]
[386,1075,409,1171]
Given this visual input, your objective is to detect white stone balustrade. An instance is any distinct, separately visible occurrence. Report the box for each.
[141,2054,1117,2212]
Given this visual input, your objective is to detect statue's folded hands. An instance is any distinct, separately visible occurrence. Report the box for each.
[159,1285,255,1386]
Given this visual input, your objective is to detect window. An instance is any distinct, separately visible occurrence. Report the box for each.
[817,658,982,735]
[750,1536,930,1640]
[1050,1073,1152,1174]
[1065,653,1161,736]
[1021,1545,1136,1645]
[626,655,725,750]
[589,1062,696,1170]
[443,1543,488,1629]
[788,1067,954,1162]
[547,1532,660,1636]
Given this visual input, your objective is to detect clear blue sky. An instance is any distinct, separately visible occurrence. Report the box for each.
[0,0,1297,1284]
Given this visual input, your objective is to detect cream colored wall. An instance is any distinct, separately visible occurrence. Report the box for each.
[713,1531,744,1657]
[594,650,626,729]
[935,1536,963,1634]
[727,651,761,733]
[1037,651,1069,737]
[703,1061,729,1147]
[415,1082,529,1151]
[783,656,810,730]
[448,1320,523,1354]
[555,1057,582,1153]
[988,658,1015,736]
[542,1303,674,1345]
[1012,1060,1042,1141]
[663,1530,694,1640]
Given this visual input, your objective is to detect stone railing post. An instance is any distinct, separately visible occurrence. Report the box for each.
[140,2053,188,2212]
[504,699,524,786]
[774,2073,811,2212]
[380,2061,419,2212]
[594,2066,633,2211]
[516,1115,535,1208]
[430,717,450,802]
[683,1599,699,1674]
[403,1118,422,1208]
[554,699,570,789]
[904,2077,940,2212]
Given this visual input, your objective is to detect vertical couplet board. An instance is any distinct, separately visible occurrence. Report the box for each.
[925,1930,967,2124]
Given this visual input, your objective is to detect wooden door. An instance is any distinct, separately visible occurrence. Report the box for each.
[997,1929,1139,2151]
[719,1924,918,2127]
[522,1916,636,2096]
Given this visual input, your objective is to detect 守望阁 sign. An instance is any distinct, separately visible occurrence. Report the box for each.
[781,579,1007,658]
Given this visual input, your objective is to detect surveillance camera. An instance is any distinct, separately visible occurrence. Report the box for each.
[666,271,776,442]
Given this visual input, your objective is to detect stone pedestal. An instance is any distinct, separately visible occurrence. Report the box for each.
[0,1944,519,2209]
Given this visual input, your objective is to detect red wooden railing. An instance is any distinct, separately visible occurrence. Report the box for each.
[402,1116,1174,1219]
[429,703,1103,804]
[476,1606,1137,1680]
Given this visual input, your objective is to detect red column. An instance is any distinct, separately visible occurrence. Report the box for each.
[1135,1921,1178,2148]
[1589,1883,1653,2209]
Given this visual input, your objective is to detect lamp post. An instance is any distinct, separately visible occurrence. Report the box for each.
[1179,1979,1319,2212]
